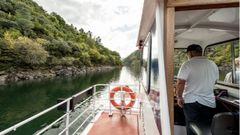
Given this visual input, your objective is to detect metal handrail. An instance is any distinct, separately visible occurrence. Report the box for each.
[36,114,67,135]
[74,91,102,109]
[58,106,92,135]
[0,98,71,135]
[0,86,94,135]
[72,113,94,135]
[73,86,93,98]
[0,83,140,135]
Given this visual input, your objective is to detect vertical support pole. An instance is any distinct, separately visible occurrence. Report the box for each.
[65,99,70,135]
[155,0,172,134]
[120,85,124,115]
[109,84,112,116]
[139,101,142,118]
[164,6,175,134]
[147,35,152,94]
[139,81,141,93]
[138,82,141,114]
[231,41,236,83]
[92,85,96,122]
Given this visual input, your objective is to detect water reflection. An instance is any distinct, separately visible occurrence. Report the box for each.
[124,66,142,81]
[0,68,121,133]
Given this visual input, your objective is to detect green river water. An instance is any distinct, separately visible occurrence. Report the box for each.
[0,67,141,135]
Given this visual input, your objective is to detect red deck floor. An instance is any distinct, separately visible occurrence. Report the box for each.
[87,112,139,135]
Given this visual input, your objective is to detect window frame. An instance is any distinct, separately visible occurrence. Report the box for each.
[204,38,239,89]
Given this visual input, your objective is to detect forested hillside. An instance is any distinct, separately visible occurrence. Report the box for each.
[123,50,143,79]
[0,0,122,70]
[123,50,142,67]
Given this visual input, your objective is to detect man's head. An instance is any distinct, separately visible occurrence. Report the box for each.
[186,44,202,59]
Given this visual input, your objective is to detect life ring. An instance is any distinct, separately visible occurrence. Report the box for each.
[110,86,136,110]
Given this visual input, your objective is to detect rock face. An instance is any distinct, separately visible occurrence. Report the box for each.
[0,66,115,84]
[0,75,7,85]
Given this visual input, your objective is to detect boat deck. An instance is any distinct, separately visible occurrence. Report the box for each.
[87,112,139,135]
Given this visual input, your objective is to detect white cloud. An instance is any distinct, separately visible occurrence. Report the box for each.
[33,0,143,58]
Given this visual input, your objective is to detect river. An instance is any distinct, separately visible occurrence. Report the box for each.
[0,66,141,135]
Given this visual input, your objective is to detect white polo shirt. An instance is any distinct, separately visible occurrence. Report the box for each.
[177,56,219,108]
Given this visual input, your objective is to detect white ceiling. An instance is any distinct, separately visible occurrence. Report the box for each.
[175,7,239,49]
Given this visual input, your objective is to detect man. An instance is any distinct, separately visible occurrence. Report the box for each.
[224,57,240,84]
[176,44,219,135]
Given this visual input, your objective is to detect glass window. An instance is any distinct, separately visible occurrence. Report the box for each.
[174,49,188,77]
[147,22,161,132]
[205,40,239,85]
[142,38,150,92]
[140,23,162,133]
[233,41,239,84]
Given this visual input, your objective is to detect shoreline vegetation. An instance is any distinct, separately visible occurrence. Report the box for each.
[0,66,118,85]
[0,0,122,86]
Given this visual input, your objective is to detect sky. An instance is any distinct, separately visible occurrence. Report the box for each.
[33,0,144,58]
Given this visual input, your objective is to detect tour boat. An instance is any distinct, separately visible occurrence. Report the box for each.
[0,0,239,135]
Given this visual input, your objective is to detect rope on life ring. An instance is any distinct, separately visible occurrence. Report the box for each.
[109,86,136,110]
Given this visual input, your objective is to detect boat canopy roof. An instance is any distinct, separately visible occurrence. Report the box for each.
[175,7,239,49]
[137,1,239,49]
[137,0,156,46]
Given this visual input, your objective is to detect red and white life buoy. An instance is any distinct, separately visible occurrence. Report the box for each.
[109,86,136,110]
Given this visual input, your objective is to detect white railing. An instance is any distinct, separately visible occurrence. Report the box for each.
[0,97,71,135]
[0,83,141,135]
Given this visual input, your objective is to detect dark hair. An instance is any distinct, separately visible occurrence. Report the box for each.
[186,44,202,53]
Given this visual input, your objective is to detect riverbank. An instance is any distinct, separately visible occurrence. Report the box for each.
[0,66,117,85]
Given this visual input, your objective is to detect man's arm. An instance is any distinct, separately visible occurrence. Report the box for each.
[176,79,186,108]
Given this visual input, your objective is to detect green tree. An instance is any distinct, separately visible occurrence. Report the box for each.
[0,18,18,30]
[3,29,22,48]
[123,50,141,67]
[45,40,72,57]
[80,52,91,66]
[16,18,34,36]
[0,0,14,14]
[14,37,48,66]
[50,12,66,26]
